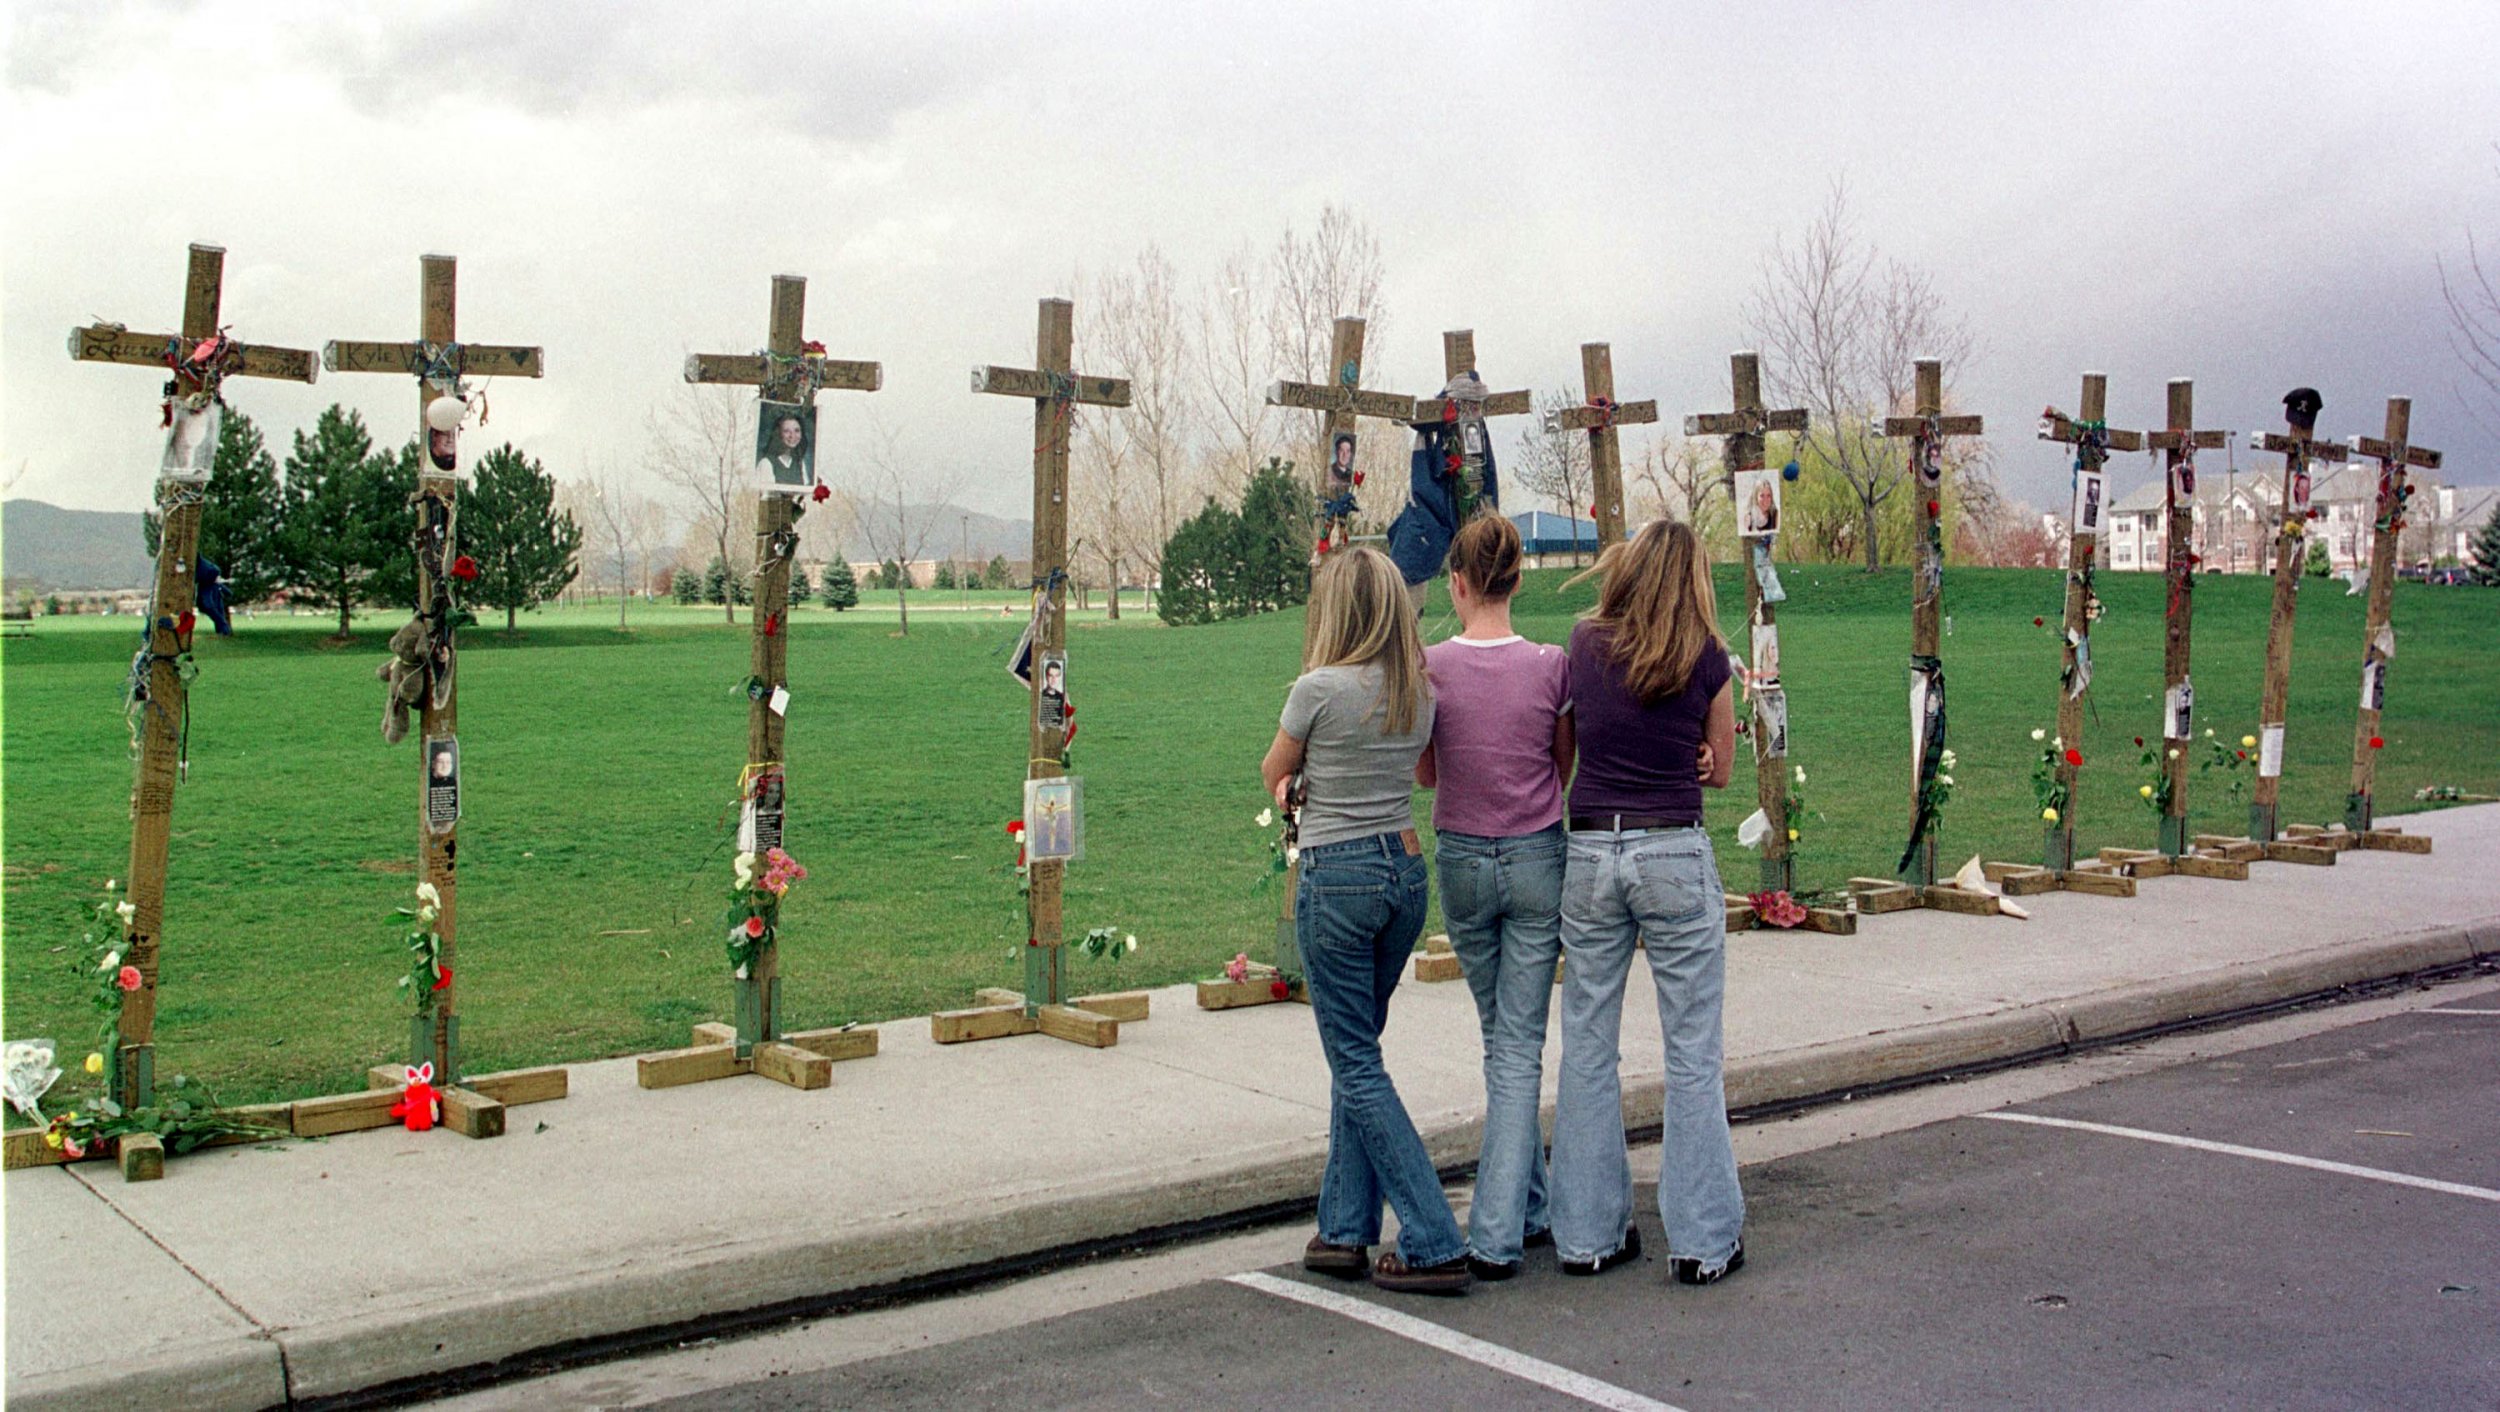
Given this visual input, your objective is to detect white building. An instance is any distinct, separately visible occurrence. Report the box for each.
[2101,461,2461,575]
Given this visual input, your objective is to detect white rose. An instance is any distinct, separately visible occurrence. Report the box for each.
[415,882,441,907]
[2030,728,2046,742]
[115,901,137,924]
[1938,774,1954,786]
[1125,934,1138,952]
[101,950,121,970]
[1256,809,1274,828]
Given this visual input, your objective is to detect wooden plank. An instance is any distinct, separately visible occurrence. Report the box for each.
[2174,853,2251,880]
[5,1128,75,1169]
[1195,978,1298,1010]
[439,1087,505,1139]
[1684,407,1810,436]
[973,987,1025,1008]
[684,351,879,391]
[1413,952,1466,983]
[973,364,1130,407]
[290,1087,403,1137]
[2255,432,2350,462]
[2123,856,2174,879]
[1725,902,1759,931]
[1847,878,1920,914]
[931,1004,1039,1044]
[1070,991,1151,1023]
[2062,870,2138,898]
[1920,885,2005,917]
[1265,379,1416,422]
[635,1043,748,1089]
[750,1042,833,1090]
[116,1132,165,1183]
[2263,840,2337,866]
[2361,830,2433,854]
[68,324,322,382]
[465,1065,570,1106]
[1979,861,2034,883]
[2192,835,2267,862]
[1412,388,1534,421]
[1546,397,1661,433]
[2280,825,2357,851]
[690,1022,737,1047]
[1035,1005,1119,1048]
[1998,868,2062,897]
[1423,933,1454,955]
[1880,414,1985,437]
[782,1025,879,1063]
[1799,906,1859,936]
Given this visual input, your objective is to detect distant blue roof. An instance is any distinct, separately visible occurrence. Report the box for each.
[1511,510,1599,554]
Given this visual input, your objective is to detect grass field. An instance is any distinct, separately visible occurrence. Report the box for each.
[4,565,2493,1103]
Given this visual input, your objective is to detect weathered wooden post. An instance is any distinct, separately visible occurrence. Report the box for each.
[1981,379,2144,899]
[934,297,1150,1047]
[1685,353,1810,897]
[2246,391,2349,848]
[633,273,885,1089]
[64,243,318,1171]
[1846,359,1998,920]
[1543,342,1658,551]
[2339,398,2441,854]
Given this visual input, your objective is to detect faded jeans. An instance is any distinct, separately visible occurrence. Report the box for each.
[1436,823,1564,1264]
[1298,831,1467,1268]
[1551,826,1744,1270]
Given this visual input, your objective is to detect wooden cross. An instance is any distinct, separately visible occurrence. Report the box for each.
[2246,407,2349,844]
[1543,342,1659,549]
[320,256,547,1128]
[1684,352,1809,896]
[65,243,317,1132]
[1863,359,1989,900]
[1265,316,1415,553]
[2342,397,2441,847]
[933,297,1150,1048]
[2140,381,2232,864]
[1417,330,1533,540]
[635,273,884,1091]
[1994,374,2144,897]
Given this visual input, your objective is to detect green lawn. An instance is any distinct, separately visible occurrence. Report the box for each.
[4,567,2493,1103]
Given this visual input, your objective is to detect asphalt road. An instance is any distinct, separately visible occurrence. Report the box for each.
[437,987,2500,1411]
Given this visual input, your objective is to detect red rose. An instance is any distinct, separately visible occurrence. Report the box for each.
[1270,979,1292,1000]
[2134,736,2145,747]
[2034,617,2045,627]
[811,483,831,503]
[431,963,453,992]
[1006,820,1024,835]
[2369,735,2384,750]
[1927,500,1940,517]
[176,610,196,636]
[450,555,479,582]
[2064,749,2082,767]
[1351,471,1364,486]
[1589,505,1600,517]
[2236,749,2247,760]
[116,965,142,992]
[743,915,765,939]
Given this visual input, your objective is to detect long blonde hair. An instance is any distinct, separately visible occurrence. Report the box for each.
[1304,545,1430,735]
[1570,518,1719,703]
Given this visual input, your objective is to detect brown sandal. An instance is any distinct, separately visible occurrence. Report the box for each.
[1369,1251,1472,1295]
[1302,1236,1370,1280]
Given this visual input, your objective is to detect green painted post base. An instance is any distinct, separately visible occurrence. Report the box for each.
[409,1014,462,1085]
[1022,943,1064,1014]
[111,1042,154,1110]
[2044,826,2075,874]
[733,975,777,1057]
[2344,791,2372,834]
[1274,913,1304,987]
[1759,855,1794,895]
[2158,814,2189,857]
[2249,802,2278,843]
[1899,835,1937,889]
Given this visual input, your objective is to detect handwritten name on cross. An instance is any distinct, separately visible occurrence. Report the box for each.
[1544,342,1659,549]
[975,298,1130,1021]
[1878,358,1983,885]
[2344,397,2442,832]
[68,243,318,1112]
[321,255,543,1099]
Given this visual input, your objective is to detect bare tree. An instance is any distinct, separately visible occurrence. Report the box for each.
[845,411,963,637]
[1510,391,1595,564]
[647,382,752,622]
[2440,146,2500,437]
[1079,245,1199,620]
[581,469,660,629]
[1630,433,1733,547]
[1195,243,1279,496]
[1268,204,1389,469]
[1744,182,1977,572]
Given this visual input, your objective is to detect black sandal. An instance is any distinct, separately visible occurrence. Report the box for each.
[1370,1252,1472,1295]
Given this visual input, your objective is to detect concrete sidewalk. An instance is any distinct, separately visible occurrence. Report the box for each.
[9,804,2497,1411]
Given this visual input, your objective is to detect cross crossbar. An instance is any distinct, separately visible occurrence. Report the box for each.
[689,352,881,392]
[2039,412,2145,453]
[1265,379,1414,422]
[1685,407,1809,437]
[1414,387,1534,421]
[327,340,543,380]
[974,366,1130,407]
[69,324,320,384]
[2254,432,2348,463]
[2350,435,2441,469]
[2144,428,2230,451]
[1880,414,1984,437]
[1547,399,1661,433]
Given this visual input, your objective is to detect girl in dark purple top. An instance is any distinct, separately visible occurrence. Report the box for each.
[1550,518,1747,1288]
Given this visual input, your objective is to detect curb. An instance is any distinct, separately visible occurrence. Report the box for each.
[22,920,2500,1412]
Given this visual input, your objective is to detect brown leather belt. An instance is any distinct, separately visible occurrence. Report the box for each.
[1568,813,1701,832]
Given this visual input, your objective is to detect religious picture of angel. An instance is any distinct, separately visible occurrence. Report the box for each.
[2073,469,2104,535]
[1025,775,1083,863]
[755,400,816,495]
[160,399,220,482]
[1329,432,1357,488]
[1735,469,1780,539]
[424,736,461,834]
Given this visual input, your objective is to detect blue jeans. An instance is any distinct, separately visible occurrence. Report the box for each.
[1551,826,1744,1270]
[1436,823,1564,1264]
[1297,831,1466,1268]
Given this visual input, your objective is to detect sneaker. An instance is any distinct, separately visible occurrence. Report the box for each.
[1466,1254,1521,1282]
[1670,1240,1745,1286]
[1558,1224,1642,1277]
[1302,1236,1369,1280]
[1370,1252,1472,1295]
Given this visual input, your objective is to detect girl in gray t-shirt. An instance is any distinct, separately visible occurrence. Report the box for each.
[1258,546,1468,1294]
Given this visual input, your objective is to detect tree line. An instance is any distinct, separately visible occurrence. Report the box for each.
[145,403,581,634]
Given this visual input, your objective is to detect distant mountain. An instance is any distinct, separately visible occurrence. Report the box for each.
[838,502,1032,563]
[1,499,153,592]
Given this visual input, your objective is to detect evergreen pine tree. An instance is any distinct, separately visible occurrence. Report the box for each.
[821,558,859,610]
[278,405,397,636]
[462,443,584,631]
[671,568,701,604]
[984,554,1011,588]
[789,563,813,604]
[703,556,731,605]
[362,438,421,614]
[1237,457,1315,612]
[2470,501,2500,586]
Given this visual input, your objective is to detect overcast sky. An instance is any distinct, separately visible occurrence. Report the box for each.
[6,0,2497,528]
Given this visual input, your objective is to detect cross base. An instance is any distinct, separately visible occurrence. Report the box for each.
[1844,879,2005,919]
[1197,915,1308,1011]
[1727,893,1863,933]
[2286,822,2431,856]
[634,1022,879,1091]
[930,991,1147,1047]
[2098,848,2251,882]
[1413,933,1465,983]
[1980,857,2140,899]
[2196,832,2339,867]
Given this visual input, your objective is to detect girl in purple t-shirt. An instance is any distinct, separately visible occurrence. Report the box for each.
[1414,513,1572,1278]
[1550,517,1746,1288]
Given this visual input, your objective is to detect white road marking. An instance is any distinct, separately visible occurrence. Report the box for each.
[1978,1112,2500,1202]
[1228,1271,1685,1412]
[2421,1008,2500,1015]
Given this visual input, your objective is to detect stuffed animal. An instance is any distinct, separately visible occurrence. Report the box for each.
[377,619,431,744]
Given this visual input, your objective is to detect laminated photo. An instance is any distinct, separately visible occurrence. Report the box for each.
[755,400,817,495]
[2072,468,2105,535]
[160,399,219,482]
[424,736,460,834]
[2165,679,2194,741]
[1025,775,1084,863]
[1735,469,1781,539]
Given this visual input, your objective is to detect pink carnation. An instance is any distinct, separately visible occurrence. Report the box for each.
[116,965,143,992]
